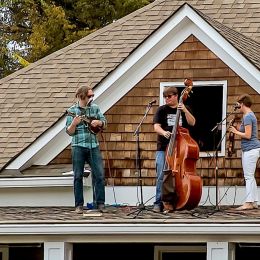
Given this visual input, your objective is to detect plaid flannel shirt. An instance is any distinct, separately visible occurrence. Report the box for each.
[66,102,106,148]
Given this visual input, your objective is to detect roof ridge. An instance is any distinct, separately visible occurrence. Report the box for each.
[191,3,260,45]
[188,3,260,69]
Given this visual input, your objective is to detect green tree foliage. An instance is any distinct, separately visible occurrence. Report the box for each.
[0,0,30,77]
[0,0,152,78]
[28,1,77,60]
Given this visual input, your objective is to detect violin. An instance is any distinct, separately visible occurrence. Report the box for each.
[227,113,239,157]
[162,78,202,211]
[66,110,102,134]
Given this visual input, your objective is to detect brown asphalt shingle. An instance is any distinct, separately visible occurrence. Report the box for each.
[0,206,259,224]
[194,5,260,69]
[0,0,260,172]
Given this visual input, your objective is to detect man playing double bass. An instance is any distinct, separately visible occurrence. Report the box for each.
[153,86,196,213]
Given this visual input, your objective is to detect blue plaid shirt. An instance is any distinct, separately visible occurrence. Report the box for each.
[66,102,107,148]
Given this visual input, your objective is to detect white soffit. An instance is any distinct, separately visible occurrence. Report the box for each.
[7,4,260,170]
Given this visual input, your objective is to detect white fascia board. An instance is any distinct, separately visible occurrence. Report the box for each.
[8,4,260,170]
[183,5,260,92]
[1,223,260,236]
[94,17,193,112]
[95,4,260,112]
[0,176,75,188]
[6,118,71,170]
[6,9,194,170]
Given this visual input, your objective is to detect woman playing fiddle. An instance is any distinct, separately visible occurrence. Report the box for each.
[229,94,260,210]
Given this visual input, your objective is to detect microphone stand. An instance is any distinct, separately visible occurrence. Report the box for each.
[211,107,238,210]
[127,101,159,218]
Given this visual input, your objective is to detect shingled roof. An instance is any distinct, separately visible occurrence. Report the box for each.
[194,6,260,70]
[0,0,260,172]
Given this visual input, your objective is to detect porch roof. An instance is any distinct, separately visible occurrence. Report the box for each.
[0,205,259,225]
[1,205,260,242]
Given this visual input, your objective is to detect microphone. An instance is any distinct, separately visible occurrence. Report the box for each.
[87,97,93,107]
[233,102,241,110]
[148,100,156,105]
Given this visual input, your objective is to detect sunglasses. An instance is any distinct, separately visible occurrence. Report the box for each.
[87,94,94,98]
[163,93,177,98]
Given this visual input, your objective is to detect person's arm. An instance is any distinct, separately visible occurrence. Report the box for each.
[91,106,107,130]
[178,103,196,126]
[66,116,81,135]
[90,119,105,129]
[154,123,171,139]
[230,124,252,139]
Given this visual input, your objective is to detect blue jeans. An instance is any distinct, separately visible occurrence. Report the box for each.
[154,151,165,206]
[72,146,105,208]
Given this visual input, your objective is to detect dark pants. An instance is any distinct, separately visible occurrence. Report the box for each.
[72,146,105,208]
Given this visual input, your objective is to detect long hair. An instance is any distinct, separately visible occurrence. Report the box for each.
[75,85,92,100]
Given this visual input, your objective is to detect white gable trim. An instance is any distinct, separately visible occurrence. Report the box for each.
[7,4,260,170]
[7,118,71,170]
[95,4,260,114]
[187,14,260,89]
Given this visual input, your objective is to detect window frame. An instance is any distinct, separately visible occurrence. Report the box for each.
[154,245,207,260]
[160,80,228,157]
[0,246,9,260]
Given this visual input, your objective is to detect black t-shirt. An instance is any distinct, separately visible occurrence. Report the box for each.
[153,105,190,151]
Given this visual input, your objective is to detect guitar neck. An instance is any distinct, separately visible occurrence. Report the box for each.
[167,94,184,155]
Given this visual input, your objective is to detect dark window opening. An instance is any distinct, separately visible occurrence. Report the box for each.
[182,85,223,153]
[74,243,206,260]
[162,82,225,156]
[236,243,260,260]
[162,251,206,260]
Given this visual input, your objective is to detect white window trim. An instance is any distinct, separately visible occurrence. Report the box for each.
[0,247,9,260]
[154,245,206,260]
[160,80,227,157]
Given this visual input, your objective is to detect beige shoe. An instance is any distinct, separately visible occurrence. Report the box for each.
[98,204,108,213]
[253,202,258,209]
[235,202,254,211]
[75,206,83,214]
[153,204,161,213]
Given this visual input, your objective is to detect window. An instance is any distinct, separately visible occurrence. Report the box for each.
[160,81,227,157]
[0,247,8,260]
[154,245,206,260]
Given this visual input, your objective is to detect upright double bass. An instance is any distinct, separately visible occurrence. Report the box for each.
[162,79,202,211]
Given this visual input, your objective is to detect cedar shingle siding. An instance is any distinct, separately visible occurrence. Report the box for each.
[51,35,260,187]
